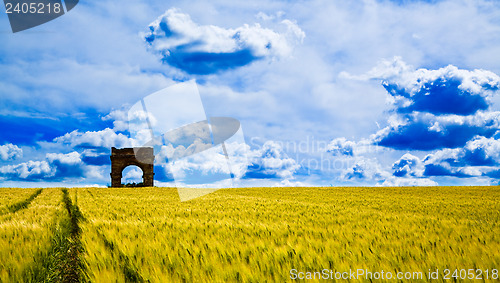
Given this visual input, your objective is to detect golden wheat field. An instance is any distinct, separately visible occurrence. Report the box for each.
[0,186,498,282]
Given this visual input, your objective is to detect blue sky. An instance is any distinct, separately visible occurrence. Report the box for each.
[2,0,500,187]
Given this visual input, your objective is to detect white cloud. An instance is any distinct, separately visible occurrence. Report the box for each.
[84,166,108,181]
[0,160,55,179]
[156,141,251,181]
[327,138,383,157]
[370,111,500,146]
[255,11,286,22]
[341,57,500,153]
[156,139,212,163]
[168,146,233,179]
[157,140,300,184]
[423,136,500,167]
[122,166,143,180]
[392,153,424,177]
[0,144,22,161]
[275,179,308,187]
[102,109,129,132]
[53,128,133,149]
[0,151,107,182]
[342,157,390,182]
[464,136,500,159]
[146,8,304,57]
[46,152,82,165]
[249,141,301,179]
[344,56,500,97]
[327,137,355,156]
[382,176,438,186]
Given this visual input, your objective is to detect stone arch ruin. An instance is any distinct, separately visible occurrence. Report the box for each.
[110,147,154,187]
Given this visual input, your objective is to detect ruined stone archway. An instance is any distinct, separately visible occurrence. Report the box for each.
[110,147,154,187]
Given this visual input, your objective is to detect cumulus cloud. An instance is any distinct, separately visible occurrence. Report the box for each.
[420,137,500,177]
[155,140,300,184]
[244,141,301,179]
[153,141,250,183]
[327,137,382,156]
[158,139,212,163]
[381,176,438,187]
[346,57,500,150]
[383,136,500,180]
[375,58,500,115]
[338,153,437,185]
[0,144,22,161]
[342,158,390,182]
[276,179,309,187]
[462,136,500,165]
[53,128,134,149]
[144,8,305,74]
[122,166,144,183]
[0,160,54,180]
[327,137,355,156]
[47,152,82,165]
[332,57,500,184]
[343,57,500,112]
[372,111,500,150]
[392,153,424,177]
[46,152,85,179]
[0,151,88,181]
[102,109,130,132]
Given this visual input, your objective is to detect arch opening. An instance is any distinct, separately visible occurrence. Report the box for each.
[121,165,144,187]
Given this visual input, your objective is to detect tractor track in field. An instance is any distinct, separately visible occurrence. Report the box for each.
[25,189,89,282]
[3,188,43,214]
[60,189,88,282]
